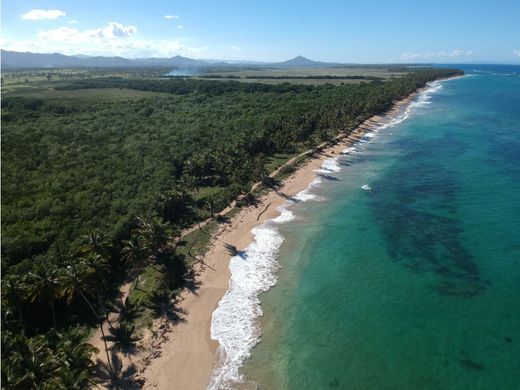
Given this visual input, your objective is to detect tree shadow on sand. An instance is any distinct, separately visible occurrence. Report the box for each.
[224,243,247,259]
[94,352,142,389]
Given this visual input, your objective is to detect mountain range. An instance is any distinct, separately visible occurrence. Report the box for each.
[0,50,341,69]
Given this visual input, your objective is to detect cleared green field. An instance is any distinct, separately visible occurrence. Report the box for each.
[194,67,407,84]
[1,68,167,95]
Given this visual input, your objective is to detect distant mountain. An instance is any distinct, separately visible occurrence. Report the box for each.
[1,51,81,68]
[0,50,346,69]
[273,55,343,67]
[0,50,213,69]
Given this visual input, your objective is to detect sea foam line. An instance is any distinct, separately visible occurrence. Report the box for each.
[207,81,445,389]
[208,159,329,389]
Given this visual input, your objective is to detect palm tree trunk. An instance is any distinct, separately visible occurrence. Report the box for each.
[79,289,99,318]
[79,290,112,370]
[96,290,115,330]
[99,320,112,371]
[105,312,115,330]
[51,301,57,328]
[18,306,26,336]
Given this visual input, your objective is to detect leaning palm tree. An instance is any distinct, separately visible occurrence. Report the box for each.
[26,261,61,328]
[59,261,112,369]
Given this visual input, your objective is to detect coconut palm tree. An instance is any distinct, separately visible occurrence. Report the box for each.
[121,235,148,268]
[4,334,60,389]
[79,231,112,260]
[112,298,143,325]
[143,217,171,258]
[26,261,61,328]
[59,261,112,369]
[134,215,174,262]
[55,329,97,390]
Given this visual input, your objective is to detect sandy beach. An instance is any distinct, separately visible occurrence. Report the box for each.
[138,91,420,389]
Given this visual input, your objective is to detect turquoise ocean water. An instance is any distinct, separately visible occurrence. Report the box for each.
[210,65,520,390]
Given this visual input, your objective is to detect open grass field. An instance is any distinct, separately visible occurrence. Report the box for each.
[2,69,171,101]
[195,66,409,85]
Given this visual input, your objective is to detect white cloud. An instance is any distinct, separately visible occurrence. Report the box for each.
[37,22,137,43]
[164,15,179,20]
[231,46,241,51]
[514,50,520,58]
[178,25,184,30]
[1,22,206,58]
[21,9,66,21]
[68,20,79,24]
[401,49,474,61]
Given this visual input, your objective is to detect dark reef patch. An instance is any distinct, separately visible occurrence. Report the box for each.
[369,134,487,297]
[460,358,485,371]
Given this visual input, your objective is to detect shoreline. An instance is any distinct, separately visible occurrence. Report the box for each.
[140,83,439,389]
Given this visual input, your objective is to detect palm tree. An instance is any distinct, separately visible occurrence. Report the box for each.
[144,217,171,258]
[2,274,27,335]
[134,215,174,262]
[59,262,97,317]
[205,199,217,218]
[59,261,112,369]
[121,235,148,268]
[81,252,110,275]
[79,231,112,260]
[113,298,143,324]
[55,329,97,390]
[26,261,61,328]
[5,334,60,389]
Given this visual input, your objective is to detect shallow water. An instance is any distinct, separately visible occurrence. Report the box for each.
[214,65,520,389]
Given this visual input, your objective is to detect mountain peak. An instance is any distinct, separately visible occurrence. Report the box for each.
[276,55,323,67]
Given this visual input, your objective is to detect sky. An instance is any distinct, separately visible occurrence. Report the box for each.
[2,0,520,63]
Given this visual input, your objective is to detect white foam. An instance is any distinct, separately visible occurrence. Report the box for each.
[316,157,341,173]
[293,177,323,201]
[341,146,357,154]
[293,188,319,201]
[378,81,444,130]
[209,175,323,389]
[209,224,284,389]
[271,206,295,223]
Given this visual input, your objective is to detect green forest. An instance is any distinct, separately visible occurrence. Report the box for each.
[1,68,462,388]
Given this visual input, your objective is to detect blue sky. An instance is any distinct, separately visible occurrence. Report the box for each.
[2,0,520,63]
